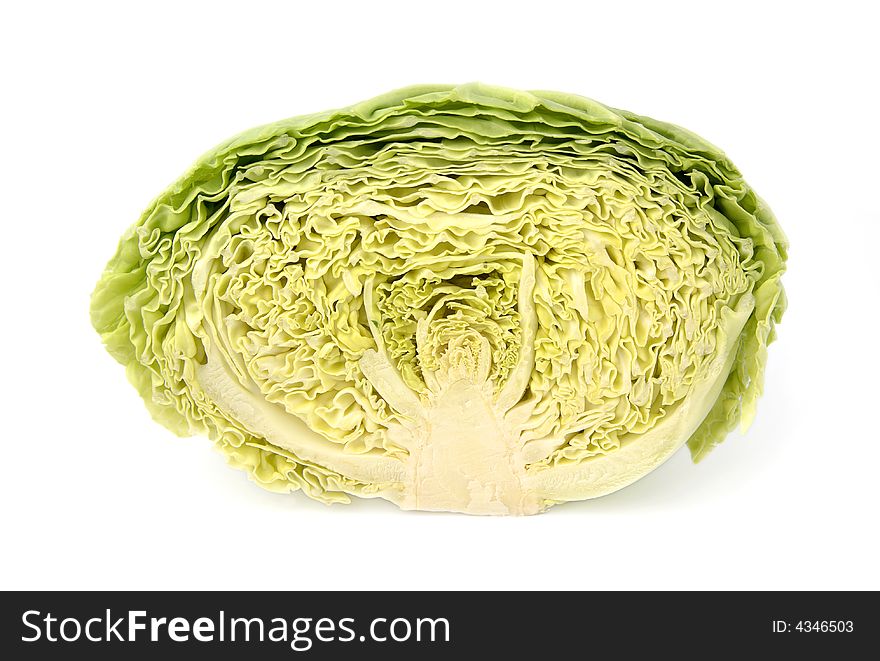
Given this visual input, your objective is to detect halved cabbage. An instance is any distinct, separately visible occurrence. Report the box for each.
[91,84,787,514]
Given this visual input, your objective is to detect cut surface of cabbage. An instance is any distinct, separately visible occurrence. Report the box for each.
[91,84,787,514]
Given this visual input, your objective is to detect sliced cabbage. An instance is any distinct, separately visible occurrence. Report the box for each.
[91,84,787,514]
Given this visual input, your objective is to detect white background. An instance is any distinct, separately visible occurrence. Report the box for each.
[2,0,878,591]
